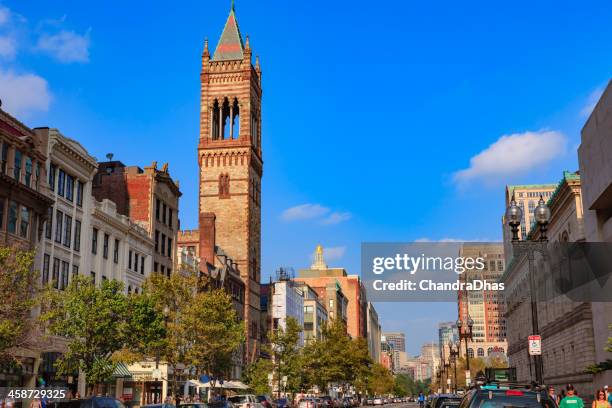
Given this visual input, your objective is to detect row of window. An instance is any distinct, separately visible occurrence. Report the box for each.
[46,208,82,251]
[1,142,42,190]
[466,347,505,358]
[128,250,146,275]
[153,261,172,277]
[42,254,78,290]
[49,164,84,206]
[154,229,173,259]
[518,191,553,199]
[155,198,174,228]
[0,199,31,239]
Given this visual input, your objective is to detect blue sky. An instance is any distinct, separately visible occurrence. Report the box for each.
[1,0,610,355]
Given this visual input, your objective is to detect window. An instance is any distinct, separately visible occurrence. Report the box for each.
[57,170,65,197]
[1,142,7,173]
[63,216,72,248]
[72,265,79,279]
[49,164,56,191]
[114,239,119,263]
[154,262,158,272]
[35,163,40,190]
[42,254,50,284]
[155,230,159,252]
[160,265,165,275]
[167,238,172,259]
[218,173,230,197]
[76,181,84,207]
[167,268,171,277]
[156,199,160,220]
[161,233,166,255]
[128,250,133,269]
[103,233,109,259]
[52,258,60,289]
[477,348,484,357]
[65,175,74,202]
[74,220,81,252]
[24,157,32,187]
[168,208,173,228]
[162,203,167,224]
[14,150,22,181]
[61,261,69,290]
[468,348,474,358]
[90,271,96,283]
[92,228,98,254]
[45,206,53,239]
[55,210,63,243]
[140,256,144,274]
[134,253,139,272]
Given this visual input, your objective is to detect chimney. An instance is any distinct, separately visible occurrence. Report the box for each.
[199,212,216,266]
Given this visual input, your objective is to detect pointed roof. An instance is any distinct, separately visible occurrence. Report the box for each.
[213,4,245,61]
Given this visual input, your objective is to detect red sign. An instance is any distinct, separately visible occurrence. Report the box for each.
[528,335,541,355]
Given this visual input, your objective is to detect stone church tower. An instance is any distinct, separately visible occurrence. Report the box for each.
[198,3,263,362]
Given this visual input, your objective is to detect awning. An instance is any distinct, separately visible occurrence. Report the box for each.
[113,362,133,378]
[185,379,249,390]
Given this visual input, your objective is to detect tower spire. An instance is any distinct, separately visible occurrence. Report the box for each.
[231,0,235,11]
[213,0,245,61]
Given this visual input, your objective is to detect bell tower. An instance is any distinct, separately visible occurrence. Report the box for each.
[198,2,263,362]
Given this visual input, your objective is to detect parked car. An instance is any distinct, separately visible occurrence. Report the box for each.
[372,398,383,406]
[51,397,128,408]
[180,404,209,408]
[461,385,557,408]
[227,395,264,408]
[142,405,176,408]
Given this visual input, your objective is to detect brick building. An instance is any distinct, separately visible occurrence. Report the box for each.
[196,3,263,362]
[92,160,181,277]
[297,245,367,340]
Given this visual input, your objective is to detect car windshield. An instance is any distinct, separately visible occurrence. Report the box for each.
[472,393,556,408]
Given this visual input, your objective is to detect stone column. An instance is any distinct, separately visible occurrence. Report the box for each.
[229,104,234,139]
[219,103,223,140]
[210,106,215,140]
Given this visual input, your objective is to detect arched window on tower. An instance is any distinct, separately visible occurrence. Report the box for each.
[231,98,240,139]
[211,100,221,140]
[218,173,230,198]
[222,98,231,139]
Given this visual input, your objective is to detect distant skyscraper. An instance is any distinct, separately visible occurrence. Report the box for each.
[438,322,458,361]
[383,332,406,370]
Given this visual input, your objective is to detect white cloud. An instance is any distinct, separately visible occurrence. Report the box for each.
[580,87,604,118]
[0,6,11,26]
[36,29,90,63]
[0,69,51,116]
[281,203,330,221]
[0,35,15,58]
[453,130,566,184]
[320,211,352,225]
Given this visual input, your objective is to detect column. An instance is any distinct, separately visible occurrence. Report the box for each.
[210,107,214,140]
[229,104,234,139]
[218,103,223,140]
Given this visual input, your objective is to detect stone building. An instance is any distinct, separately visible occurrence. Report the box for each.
[366,302,381,363]
[578,79,612,391]
[502,171,597,396]
[92,160,181,277]
[299,283,329,345]
[197,3,263,362]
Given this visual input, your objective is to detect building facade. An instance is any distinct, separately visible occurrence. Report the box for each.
[197,4,263,362]
[382,332,406,370]
[92,160,181,278]
[438,321,458,361]
[298,245,367,339]
[366,302,382,363]
[457,243,508,359]
[270,274,305,347]
[578,79,612,391]
[299,283,328,345]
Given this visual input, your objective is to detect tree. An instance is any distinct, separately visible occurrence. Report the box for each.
[40,275,130,393]
[367,364,394,396]
[0,247,40,366]
[243,357,273,395]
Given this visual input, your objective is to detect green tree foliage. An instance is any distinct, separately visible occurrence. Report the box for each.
[367,363,394,396]
[40,275,130,390]
[243,357,273,395]
[0,247,40,365]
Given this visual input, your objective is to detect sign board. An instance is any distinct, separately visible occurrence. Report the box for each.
[528,335,541,355]
[152,368,161,380]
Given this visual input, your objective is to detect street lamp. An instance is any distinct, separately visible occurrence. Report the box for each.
[456,316,473,371]
[505,194,551,385]
[448,341,459,393]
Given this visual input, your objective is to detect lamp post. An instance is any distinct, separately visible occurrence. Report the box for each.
[456,316,473,371]
[448,341,459,393]
[505,194,551,385]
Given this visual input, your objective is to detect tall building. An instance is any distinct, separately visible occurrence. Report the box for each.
[366,302,382,363]
[382,332,406,369]
[438,321,458,360]
[92,160,181,277]
[298,245,367,339]
[457,243,508,359]
[420,342,440,379]
[197,2,263,362]
[578,79,612,390]
[270,269,305,347]
[502,171,597,395]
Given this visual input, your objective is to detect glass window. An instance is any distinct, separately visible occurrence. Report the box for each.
[76,181,84,206]
[129,250,133,269]
[162,203,167,224]
[13,150,22,181]
[55,210,63,243]
[19,206,30,238]
[103,233,109,259]
[1,142,8,174]
[161,233,166,255]
[8,201,18,234]
[114,239,119,263]
[167,238,172,259]
[61,261,69,290]
[45,206,53,239]
[48,164,56,191]
[42,254,50,284]
[140,255,144,274]
[72,264,79,279]
[90,271,96,283]
[134,253,139,271]
[24,157,32,187]
[155,230,159,252]
[156,199,160,220]
[35,162,40,190]
[57,170,65,197]
[168,208,173,228]
[74,220,81,252]
[65,175,74,202]
[92,228,98,254]
[63,216,72,248]
[52,258,60,289]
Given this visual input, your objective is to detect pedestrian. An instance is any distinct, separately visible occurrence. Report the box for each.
[559,385,584,408]
[548,386,556,402]
[605,386,612,406]
[418,393,425,408]
[593,389,611,408]
[29,398,42,408]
